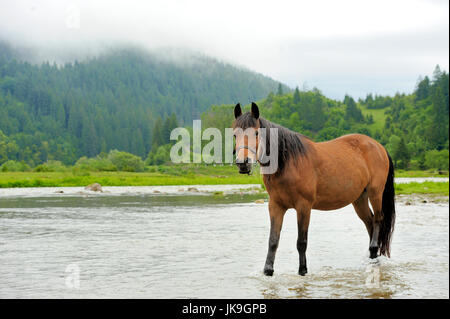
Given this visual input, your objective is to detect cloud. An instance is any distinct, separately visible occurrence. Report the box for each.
[0,0,448,99]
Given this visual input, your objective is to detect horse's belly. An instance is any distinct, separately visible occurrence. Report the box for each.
[312,178,365,211]
[312,198,353,211]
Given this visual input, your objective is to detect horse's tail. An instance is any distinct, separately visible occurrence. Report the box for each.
[379,151,396,257]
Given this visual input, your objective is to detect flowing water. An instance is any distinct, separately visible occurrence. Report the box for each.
[0,184,448,298]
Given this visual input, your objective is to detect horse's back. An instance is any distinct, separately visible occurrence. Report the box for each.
[320,134,387,164]
[311,134,389,210]
[334,134,389,188]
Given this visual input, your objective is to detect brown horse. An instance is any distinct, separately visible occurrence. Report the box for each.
[232,102,395,276]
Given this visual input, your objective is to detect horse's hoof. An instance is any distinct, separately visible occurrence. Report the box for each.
[263,268,274,276]
[369,247,378,259]
[299,268,307,276]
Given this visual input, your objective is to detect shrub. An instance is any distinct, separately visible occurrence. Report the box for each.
[424,149,449,170]
[145,145,171,165]
[34,160,67,172]
[0,160,31,172]
[107,150,144,172]
[71,166,91,176]
[145,166,157,173]
[74,156,117,171]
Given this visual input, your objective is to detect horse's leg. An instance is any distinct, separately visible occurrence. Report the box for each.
[263,200,286,276]
[368,191,383,259]
[295,202,311,276]
[352,190,374,242]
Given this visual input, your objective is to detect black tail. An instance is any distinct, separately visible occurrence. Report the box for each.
[379,151,396,257]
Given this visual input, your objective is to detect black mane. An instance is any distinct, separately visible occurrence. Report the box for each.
[233,112,309,173]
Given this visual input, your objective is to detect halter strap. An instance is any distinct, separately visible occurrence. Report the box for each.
[235,145,257,156]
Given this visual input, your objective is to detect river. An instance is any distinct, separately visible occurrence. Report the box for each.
[0,181,448,298]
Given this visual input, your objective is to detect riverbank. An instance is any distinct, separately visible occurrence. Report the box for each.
[0,169,448,196]
[0,166,448,186]
[0,170,262,188]
[0,181,448,201]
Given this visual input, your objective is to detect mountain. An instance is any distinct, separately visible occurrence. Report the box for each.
[0,42,288,165]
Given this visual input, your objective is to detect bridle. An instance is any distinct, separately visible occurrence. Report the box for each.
[233,128,265,171]
[234,142,260,174]
[234,145,258,158]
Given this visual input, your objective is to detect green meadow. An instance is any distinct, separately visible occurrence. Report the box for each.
[0,165,262,188]
[360,104,388,132]
[0,165,448,196]
[394,181,449,196]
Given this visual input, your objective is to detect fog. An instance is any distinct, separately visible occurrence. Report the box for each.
[0,0,448,99]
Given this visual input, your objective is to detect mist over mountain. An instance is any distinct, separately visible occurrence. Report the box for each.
[1,0,448,100]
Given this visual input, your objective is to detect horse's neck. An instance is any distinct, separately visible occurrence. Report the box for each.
[262,138,317,185]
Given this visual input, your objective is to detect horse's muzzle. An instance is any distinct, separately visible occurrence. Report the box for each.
[236,157,253,174]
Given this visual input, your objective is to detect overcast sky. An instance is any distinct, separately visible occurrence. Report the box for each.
[0,0,448,99]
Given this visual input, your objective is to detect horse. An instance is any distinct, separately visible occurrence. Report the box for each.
[232,102,395,276]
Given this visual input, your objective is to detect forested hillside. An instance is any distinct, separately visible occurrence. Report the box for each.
[0,41,286,165]
[0,39,448,172]
[200,66,449,170]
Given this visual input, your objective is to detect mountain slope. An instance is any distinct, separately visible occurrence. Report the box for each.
[0,42,288,164]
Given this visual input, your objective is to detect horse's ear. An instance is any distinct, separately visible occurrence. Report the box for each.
[234,103,242,119]
[251,102,259,119]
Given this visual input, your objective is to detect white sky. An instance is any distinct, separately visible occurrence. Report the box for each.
[0,0,448,99]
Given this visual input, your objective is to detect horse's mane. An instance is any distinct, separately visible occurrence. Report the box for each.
[233,112,309,173]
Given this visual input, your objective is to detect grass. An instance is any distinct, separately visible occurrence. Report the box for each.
[394,181,449,196]
[359,104,388,132]
[0,165,448,195]
[0,165,262,188]
[395,169,448,178]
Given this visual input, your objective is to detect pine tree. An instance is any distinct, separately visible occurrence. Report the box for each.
[394,137,410,169]
[277,83,283,96]
[293,86,301,104]
[152,117,164,148]
[344,95,363,122]
[429,85,448,150]
[415,76,430,101]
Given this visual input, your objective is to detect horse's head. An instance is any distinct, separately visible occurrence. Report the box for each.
[232,102,261,175]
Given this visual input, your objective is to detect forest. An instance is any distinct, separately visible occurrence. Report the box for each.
[197,66,449,171]
[0,41,285,166]
[0,40,448,172]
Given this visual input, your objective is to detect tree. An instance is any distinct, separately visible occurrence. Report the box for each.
[393,137,410,169]
[425,149,449,170]
[293,86,301,104]
[146,145,170,165]
[308,92,326,131]
[344,95,364,122]
[277,83,283,96]
[162,113,179,144]
[152,117,164,148]
[429,85,448,150]
[415,76,430,101]
[432,65,443,83]
[107,150,144,172]
[288,112,302,132]
[386,135,401,164]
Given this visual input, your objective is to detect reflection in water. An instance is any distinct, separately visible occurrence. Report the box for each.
[0,192,448,298]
